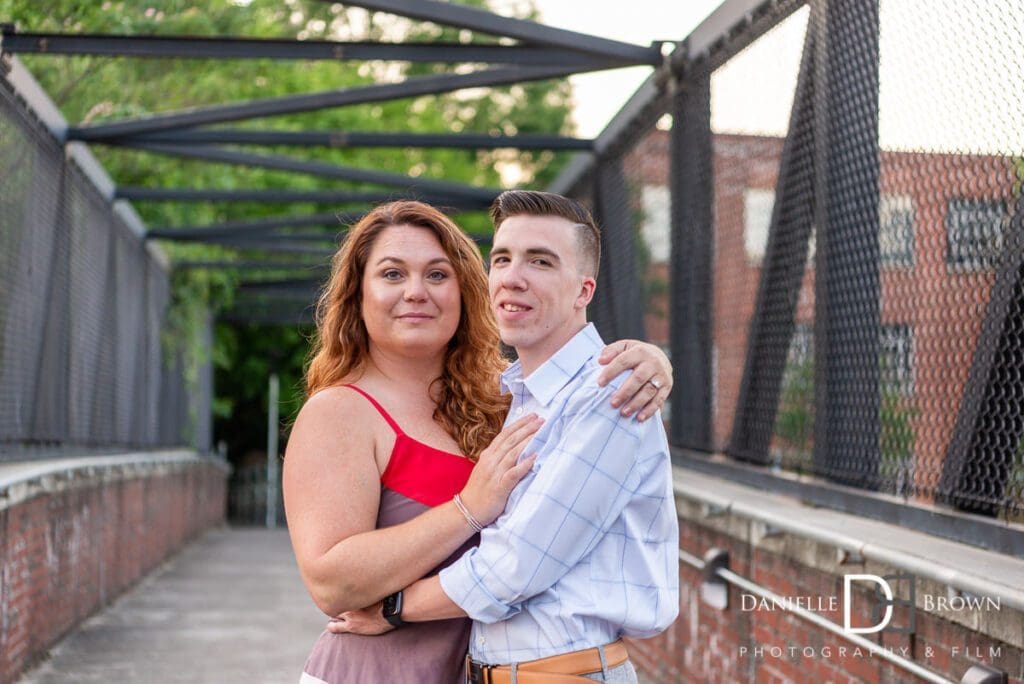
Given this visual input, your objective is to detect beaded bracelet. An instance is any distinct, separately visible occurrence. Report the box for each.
[452,493,484,533]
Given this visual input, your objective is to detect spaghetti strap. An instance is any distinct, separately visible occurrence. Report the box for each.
[340,384,404,435]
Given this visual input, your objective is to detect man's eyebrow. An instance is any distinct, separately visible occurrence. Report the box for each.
[525,247,560,262]
[489,247,510,257]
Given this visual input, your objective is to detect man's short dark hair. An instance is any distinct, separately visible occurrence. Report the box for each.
[489,190,601,278]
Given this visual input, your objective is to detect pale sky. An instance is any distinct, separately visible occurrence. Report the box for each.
[528,0,722,138]
[526,0,1024,155]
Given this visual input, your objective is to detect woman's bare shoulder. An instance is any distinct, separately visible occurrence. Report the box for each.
[291,384,377,442]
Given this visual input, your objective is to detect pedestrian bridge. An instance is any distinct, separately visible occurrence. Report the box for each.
[2,0,1022,682]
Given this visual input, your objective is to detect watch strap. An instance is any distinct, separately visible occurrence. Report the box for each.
[382,590,404,627]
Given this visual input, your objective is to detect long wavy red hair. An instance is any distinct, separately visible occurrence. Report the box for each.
[305,201,510,459]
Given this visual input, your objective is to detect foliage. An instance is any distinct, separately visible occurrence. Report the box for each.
[773,351,919,492]
[1,0,575,457]
[774,351,814,470]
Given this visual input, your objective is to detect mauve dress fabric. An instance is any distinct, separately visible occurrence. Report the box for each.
[300,385,478,684]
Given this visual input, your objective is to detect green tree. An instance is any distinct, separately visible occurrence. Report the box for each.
[2,0,574,472]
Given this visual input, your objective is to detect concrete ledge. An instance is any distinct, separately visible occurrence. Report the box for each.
[0,450,231,512]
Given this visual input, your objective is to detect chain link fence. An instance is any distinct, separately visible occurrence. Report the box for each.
[0,75,210,460]
[561,0,1023,523]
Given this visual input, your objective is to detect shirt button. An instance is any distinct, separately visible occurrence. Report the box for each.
[478,635,486,645]
[516,406,524,416]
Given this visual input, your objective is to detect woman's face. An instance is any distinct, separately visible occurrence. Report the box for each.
[361,224,462,359]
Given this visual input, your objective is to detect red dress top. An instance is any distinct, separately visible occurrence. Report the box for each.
[342,383,475,504]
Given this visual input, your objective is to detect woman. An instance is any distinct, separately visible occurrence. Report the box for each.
[284,201,671,683]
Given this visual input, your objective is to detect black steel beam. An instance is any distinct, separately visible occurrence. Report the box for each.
[68,64,598,140]
[147,211,359,239]
[239,277,323,292]
[682,0,806,70]
[115,187,493,208]
[550,0,804,197]
[669,71,714,453]
[157,235,338,255]
[119,143,502,202]
[218,307,315,326]
[727,28,817,465]
[114,129,594,151]
[939,202,1024,516]
[337,0,661,65]
[811,0,881,489]
[0,29,620,66]
[174,260,330,271]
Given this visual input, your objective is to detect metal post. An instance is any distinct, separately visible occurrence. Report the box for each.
[727,28,818,464]
[669,70,714,452]
[811,0,881,488]
[591,157,644,341]
[265,373,280,528]
[940,200,1024,515]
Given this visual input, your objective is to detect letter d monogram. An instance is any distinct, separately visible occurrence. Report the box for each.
[843,574,893,634]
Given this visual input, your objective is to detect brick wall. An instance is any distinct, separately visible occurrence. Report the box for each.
[627,492,1023,684]
[0,456,227,684]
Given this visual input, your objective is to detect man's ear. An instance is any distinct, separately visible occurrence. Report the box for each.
[574,276,597,311]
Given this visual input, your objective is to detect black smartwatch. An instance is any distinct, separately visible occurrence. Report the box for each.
[382,590,404,627]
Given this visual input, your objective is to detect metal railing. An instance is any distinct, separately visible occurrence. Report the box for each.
[551,0,1024,536]
[679,547,1008,684]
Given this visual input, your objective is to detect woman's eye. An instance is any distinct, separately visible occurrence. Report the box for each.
[427,270,448,281]
[383,269,403,280]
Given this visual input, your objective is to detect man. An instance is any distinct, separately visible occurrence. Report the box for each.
[337,190,679,683]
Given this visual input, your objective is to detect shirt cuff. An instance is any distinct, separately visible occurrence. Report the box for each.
[438,552,517,624]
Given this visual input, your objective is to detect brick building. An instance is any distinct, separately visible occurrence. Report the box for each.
[625,130,1016,501]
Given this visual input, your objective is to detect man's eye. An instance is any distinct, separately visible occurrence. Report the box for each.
[533,259,551,267]
[491,256,509,265]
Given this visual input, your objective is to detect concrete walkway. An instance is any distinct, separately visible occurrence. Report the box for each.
[19,527,326,683]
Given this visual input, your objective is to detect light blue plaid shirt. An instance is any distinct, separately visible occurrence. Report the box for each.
[439,324,679,664]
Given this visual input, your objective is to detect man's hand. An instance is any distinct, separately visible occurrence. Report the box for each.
[325,602,394,636]
[597,340,673,421]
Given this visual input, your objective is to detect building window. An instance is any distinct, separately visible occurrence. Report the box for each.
[880,195,914,267]
[789,322,813,367]
[640,185,670,263]
[744,188,774,264]
[880,324,914,394]
[946,198,1007,270]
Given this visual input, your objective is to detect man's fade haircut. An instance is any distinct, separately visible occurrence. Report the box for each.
[489,190,601,278]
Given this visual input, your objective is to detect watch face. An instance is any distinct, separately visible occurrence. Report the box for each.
[383,591,402,626]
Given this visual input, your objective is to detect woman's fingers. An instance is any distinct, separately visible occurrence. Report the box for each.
[481,413,539,461]
[497,416,542,466]
[502,453,537,488]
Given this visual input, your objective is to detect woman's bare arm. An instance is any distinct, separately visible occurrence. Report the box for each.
[284,388,537,616]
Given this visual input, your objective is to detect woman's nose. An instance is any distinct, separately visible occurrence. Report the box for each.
[403,277,428,300]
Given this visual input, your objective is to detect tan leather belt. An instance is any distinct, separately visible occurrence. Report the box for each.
[466,640,628,684]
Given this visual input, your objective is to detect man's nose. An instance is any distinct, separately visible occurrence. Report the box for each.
[499,263,527,290]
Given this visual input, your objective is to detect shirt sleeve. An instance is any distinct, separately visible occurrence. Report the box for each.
[439,384,655,624]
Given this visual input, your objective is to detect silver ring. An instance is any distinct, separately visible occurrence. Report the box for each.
[647,377,663,390]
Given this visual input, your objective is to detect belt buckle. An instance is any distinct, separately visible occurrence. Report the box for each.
[466,658,492,684]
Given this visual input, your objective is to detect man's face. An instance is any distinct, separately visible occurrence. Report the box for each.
[488,214,595,369]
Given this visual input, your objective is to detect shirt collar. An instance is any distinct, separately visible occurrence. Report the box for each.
[499,323,605,406]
